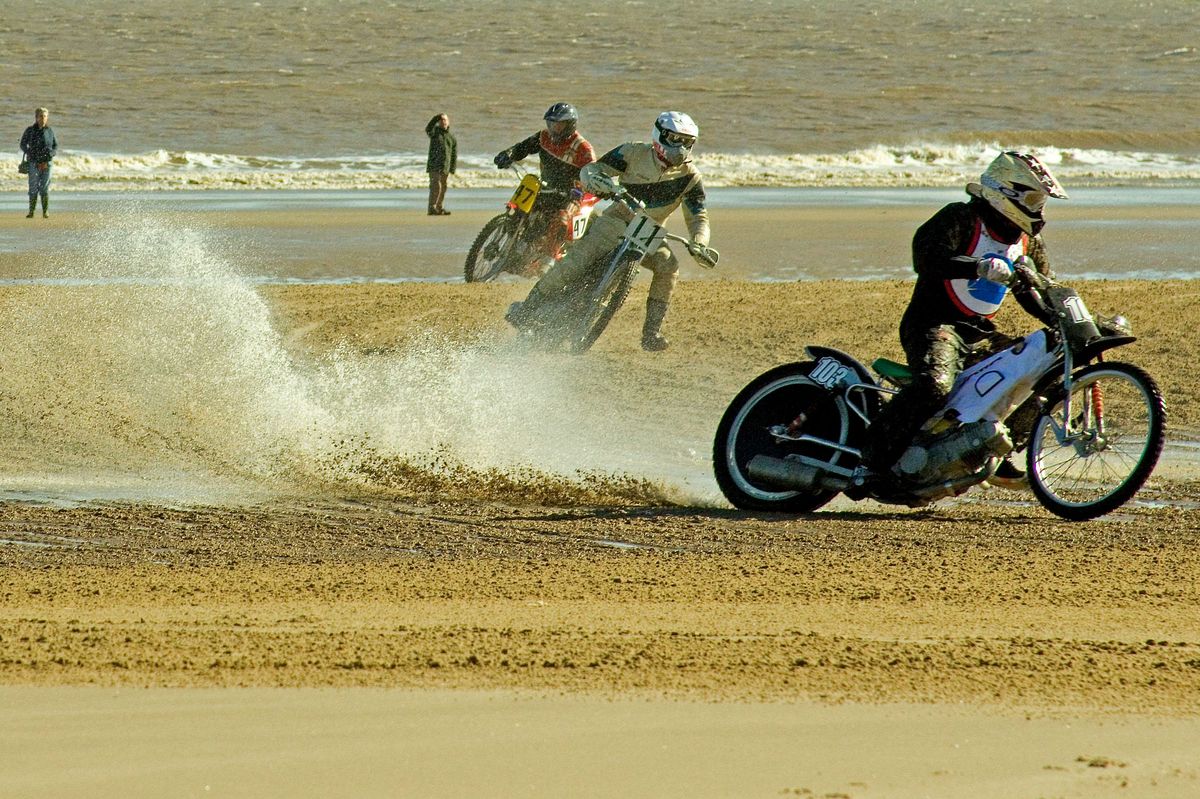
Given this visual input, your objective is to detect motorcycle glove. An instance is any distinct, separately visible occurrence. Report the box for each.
[583,171,619,197]
[977,255,1014,285]
[494,152,512,169]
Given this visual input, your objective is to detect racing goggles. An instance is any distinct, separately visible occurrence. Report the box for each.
[983,175,1047,212]
[661,130,696,148]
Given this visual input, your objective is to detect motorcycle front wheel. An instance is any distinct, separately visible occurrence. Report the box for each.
[1027,361,1165,520]
[568,252,638,355]
[713,361,853,513]
[464,214,521,282]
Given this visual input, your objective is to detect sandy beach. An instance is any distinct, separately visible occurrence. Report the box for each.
[5,0,1199,793]
[2,202,1199,797]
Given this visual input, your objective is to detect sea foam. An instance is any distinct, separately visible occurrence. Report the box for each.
[45,142,1200,191]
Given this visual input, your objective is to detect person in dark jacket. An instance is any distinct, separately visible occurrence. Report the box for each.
[861,151,1069,486]
[19,107,58,219]
[425,113,457,215]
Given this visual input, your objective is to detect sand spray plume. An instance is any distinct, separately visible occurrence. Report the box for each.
[0,205,679,505]
[0,207,333,498]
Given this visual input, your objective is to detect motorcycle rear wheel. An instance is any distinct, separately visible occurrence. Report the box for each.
[465,214,520,283]
[1027,361,1165,520]
[713,361,852,512]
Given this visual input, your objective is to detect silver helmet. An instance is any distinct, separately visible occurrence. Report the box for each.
[967,151,1068,235]
[651,111,699,167]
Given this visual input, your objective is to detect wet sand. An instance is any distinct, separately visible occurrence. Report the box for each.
[3,194,1200,282]
[2,210,1200,797]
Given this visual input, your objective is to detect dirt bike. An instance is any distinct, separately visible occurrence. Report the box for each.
[510,189,718,354]
[713,258,1166,521]
[464,166,599,283]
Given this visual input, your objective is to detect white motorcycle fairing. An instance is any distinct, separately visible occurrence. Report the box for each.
[941,330,1058,425]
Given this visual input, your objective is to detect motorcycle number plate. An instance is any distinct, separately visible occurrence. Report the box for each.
[509,174,541,213]
[622,215,667,252]
[569,209,591,241]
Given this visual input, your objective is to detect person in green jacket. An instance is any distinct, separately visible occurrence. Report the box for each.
[425,113,456,216]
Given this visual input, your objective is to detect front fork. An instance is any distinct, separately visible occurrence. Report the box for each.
[1049,351,1108,454]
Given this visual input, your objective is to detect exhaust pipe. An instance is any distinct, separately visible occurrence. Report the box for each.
[746,455,850,492]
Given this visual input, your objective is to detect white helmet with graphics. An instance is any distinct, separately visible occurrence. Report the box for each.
[967,150,1068,235]
[651,111,698,167]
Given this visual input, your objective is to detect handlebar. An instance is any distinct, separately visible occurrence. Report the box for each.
[607,188,719,268]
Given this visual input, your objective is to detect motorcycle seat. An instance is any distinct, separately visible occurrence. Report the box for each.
[872,358,912,384]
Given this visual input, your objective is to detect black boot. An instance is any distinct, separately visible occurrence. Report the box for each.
[26,198,35,218]
[506,283,549,330]
[40,195,48,218]
[641,299,670,351]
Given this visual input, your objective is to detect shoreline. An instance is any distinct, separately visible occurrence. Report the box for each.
[2,194,1199,283]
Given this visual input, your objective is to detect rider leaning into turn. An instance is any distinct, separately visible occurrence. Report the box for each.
[860,151,1069,484]
[507,111,710,352]
[493,102,596,267]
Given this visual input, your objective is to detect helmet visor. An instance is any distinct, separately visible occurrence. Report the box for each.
[982,175,1048,213]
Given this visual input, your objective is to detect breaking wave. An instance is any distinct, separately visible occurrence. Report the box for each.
[47,141,1200,191]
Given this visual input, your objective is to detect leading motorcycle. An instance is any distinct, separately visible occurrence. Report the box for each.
[511,189,718,354]
[713,259,1165,521]
[464,166,599,283]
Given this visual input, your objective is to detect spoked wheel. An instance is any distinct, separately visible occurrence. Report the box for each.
[1027,361,1165,520]
[465,214,520,282]
[713,362,853,513]
[568,256,638,355]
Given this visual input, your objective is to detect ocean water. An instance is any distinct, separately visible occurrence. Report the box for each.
[3,0,1198,189]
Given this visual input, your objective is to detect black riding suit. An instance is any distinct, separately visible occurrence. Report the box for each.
[862,196,1056,472]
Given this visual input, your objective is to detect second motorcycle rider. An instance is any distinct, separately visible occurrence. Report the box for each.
[507,111,711,352]
[493,102,597,272]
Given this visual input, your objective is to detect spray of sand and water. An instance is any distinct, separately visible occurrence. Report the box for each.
[0,208,686,507]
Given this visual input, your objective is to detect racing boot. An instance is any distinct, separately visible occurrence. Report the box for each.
[26,198,35,218]
[989,455,1029,490]
[40,195,48,218]
[506,283,550,331]
[641,299,670,352]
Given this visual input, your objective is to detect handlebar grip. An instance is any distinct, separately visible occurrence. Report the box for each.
[690,244,719,268]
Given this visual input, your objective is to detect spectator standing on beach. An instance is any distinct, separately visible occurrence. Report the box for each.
[425,113,457,216]
[20,107,57,219]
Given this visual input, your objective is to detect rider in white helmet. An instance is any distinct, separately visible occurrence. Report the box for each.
[507,111,710,351]
[967,150,1068,236]
[650,110,699,168]
[861,150,1068,486]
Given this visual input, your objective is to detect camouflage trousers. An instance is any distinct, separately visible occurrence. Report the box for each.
[861,324,971,471]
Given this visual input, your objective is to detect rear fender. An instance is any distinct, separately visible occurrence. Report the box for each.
[803,346,884,427]
[803,346,879,389]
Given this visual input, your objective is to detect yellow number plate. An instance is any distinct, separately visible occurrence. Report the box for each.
[509,174,541,213]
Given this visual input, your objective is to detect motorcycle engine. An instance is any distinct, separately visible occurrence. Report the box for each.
[895,419,1014,484]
